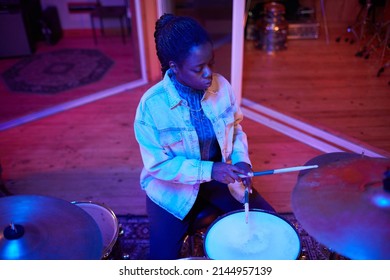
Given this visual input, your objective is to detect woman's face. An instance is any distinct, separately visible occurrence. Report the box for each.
[170,42,215,91]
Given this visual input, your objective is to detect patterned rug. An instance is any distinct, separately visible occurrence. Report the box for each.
[2,48,114,94]
[108,214,347,260]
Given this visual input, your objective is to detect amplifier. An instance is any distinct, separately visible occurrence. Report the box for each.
[288,21,319,40]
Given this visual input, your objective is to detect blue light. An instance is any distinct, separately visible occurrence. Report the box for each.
[372,193,390,208]
[1,239,23,260]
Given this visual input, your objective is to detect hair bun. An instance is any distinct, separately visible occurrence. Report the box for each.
[155,13,176,35]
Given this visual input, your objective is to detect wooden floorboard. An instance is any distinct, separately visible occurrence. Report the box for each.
[0,25,389,216]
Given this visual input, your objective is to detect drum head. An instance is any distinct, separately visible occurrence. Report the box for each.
[72,201,119,257]
[204,209,301,260]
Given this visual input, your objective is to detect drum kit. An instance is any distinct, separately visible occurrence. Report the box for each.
[0,195,120,260]
[200,152,390,260]
[1,152,389,260]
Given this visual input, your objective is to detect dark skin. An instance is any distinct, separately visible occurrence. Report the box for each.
[169,42,254,192]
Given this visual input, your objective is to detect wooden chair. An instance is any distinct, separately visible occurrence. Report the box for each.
[90,0,131,44]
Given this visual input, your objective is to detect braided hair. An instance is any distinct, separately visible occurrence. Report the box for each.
[154,13,212,76]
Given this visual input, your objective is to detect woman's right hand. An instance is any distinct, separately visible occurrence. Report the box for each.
[211,162,248,185]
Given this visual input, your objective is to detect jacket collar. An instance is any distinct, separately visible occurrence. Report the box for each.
[163,69,218,109]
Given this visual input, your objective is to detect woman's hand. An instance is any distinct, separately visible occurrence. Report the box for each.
[234,162,253,193]
[211,162,252,187]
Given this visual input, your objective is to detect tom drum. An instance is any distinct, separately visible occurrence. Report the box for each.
[72,201,119,259]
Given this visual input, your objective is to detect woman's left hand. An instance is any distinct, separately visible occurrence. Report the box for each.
[234,162,253,193]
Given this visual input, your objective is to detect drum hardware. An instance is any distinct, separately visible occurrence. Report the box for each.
[335,0,375,45]
[71,201,120,260]
[0,195,103,260]
[292,152,390,260]
[180,205,222,259]
[376,22,389,85]
[256,2,288,54]
[114,223,134,259]
[105,223,131,260]
[204,209,301,260]
[0,164,12,197]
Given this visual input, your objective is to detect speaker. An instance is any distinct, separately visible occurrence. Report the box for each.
[0,0,42,58]
[0,12,34,57]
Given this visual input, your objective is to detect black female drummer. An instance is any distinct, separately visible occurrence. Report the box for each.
[133,13,275,260]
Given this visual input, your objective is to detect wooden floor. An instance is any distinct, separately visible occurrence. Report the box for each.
[0,25,389,217]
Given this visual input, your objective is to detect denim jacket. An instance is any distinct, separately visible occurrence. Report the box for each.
[134,70,251,220]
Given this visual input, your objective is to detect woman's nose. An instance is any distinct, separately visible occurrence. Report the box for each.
[202,66,212,78]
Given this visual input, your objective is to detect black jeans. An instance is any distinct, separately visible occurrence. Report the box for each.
[146,180,275,259]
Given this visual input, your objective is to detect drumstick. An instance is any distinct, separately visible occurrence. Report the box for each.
[244,187,249,224]
[238,165,319,178]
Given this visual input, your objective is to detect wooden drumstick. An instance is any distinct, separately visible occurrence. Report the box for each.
[238,165,319,178]
[244,187,249,224]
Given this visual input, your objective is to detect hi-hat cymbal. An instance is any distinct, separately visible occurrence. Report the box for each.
[0,195,103,260]
[292,152,390,260]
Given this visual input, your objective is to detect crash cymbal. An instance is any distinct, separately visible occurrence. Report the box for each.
[292,152,390,260]
[0,195,103,260]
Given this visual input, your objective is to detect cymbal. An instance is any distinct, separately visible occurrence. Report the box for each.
[292,152,390,260]
[0,195,103,260]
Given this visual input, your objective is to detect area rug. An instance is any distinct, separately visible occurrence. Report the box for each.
[111,214,347,260]
[2,48,114,94]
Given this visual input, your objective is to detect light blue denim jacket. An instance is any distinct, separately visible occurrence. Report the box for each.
[134,70,251,220]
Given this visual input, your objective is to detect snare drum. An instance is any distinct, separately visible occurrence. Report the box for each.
[204,209,301,260]
[72,201,119,259]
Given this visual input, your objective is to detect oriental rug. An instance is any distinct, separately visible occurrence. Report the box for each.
[0,41,139,125]
[2,48,114,94]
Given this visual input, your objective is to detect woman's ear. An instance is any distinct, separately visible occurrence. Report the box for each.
[169,61,177,74]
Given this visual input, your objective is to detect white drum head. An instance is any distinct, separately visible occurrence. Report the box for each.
[204,210,301,260]
[72,201,119,257]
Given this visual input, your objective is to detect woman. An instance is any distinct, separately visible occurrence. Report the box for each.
[134,13,275,259]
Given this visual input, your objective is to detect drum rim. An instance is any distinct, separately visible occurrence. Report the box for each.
[203,208,302,260]
[71,200,119,258]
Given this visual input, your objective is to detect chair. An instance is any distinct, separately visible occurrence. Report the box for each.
[90,0,131,44]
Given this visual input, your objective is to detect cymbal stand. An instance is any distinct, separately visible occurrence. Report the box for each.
[355,19,389,59]
[0,164,12,197]
[376,22,390,84]
[336,0,374,45]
